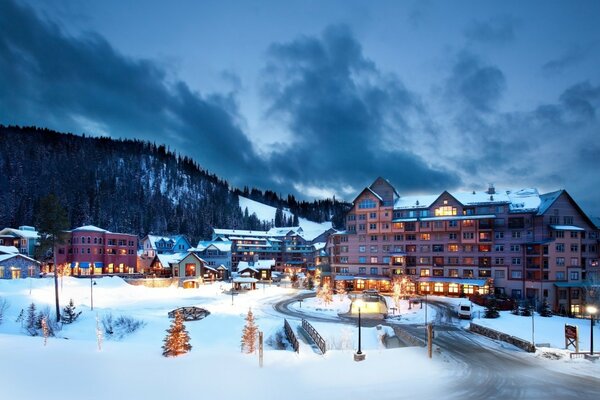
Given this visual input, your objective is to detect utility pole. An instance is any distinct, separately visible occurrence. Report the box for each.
[427,323,433,359]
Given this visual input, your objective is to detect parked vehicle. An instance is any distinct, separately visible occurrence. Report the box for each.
[457,303,472,319]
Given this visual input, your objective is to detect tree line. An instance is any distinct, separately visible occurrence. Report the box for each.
[0,125,350,243]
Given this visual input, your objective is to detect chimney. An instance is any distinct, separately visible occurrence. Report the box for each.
[487,184,495,195]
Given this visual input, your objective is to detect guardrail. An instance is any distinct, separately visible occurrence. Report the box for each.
[469,323,535,353]
[284,319,299,353]
[302,319,327,354]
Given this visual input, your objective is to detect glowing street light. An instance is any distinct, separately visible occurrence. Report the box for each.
[586,305,597,355]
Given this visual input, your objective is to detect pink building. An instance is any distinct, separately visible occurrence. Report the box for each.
[328,178,600,316]
[56,225,138,275]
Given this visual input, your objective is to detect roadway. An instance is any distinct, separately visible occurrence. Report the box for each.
[272,293,600,399]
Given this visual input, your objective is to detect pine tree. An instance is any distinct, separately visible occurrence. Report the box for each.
[15,309,24,327]
[61,299,82,324]
[162,311,192,357]
[484,298,500,318]
[539,298,552,317]
[36,193,69,323]
[241,308,258,354]
[511,300,520,315]
[26,303,37,336]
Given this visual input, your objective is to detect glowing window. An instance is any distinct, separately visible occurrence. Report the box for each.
[435,206,457,216]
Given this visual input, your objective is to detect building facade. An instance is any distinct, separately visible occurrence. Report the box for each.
[0,226,39,256]
[327,177,600,316]
[141,235,192,257]
[55,225,139,275]
[212,226,333,273]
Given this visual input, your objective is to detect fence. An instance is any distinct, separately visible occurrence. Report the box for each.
[284,319,299,353]
[302,319,327,354]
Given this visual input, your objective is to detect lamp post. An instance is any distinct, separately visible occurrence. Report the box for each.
[586,305,597,355]
[354,299,366,361]
[90,275,97,310]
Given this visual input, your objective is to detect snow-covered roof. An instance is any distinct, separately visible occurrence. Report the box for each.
[237,259,275,270]
[0,245,19,254]
[71,225,109,233]
[313,242,326,251]
[194,241,232,253]
[267,226,303,236]
[155,253,186,267]
[393,188,541,212]
[214,228,271,238]
[233,277,258,283]
[536,190,563,215]
[0,227,39,239]
[549,225,585,232]
[0,253,40,264]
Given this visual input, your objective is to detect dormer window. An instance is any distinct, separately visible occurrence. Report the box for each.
[435,206,457,216]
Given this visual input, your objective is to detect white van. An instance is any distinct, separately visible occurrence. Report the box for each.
[457,303,472,320]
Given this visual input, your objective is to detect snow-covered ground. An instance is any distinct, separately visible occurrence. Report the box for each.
[0,278,598,400]
[238,195,332,231]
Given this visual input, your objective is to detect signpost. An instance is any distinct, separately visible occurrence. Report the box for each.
[565,324,579,352]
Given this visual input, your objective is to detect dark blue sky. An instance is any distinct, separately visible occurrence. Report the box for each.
[1,0,599,216]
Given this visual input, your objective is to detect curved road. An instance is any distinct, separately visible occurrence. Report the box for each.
[272,293,599,399]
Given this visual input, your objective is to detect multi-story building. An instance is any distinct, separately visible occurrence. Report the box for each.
[328,177,600,316]
[141,235,192,257]
[55,225,139,275]
[192,240,232,274]
[212,226,334,273]
[0,226,39,256]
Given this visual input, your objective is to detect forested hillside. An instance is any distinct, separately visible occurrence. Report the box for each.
[0,126,349,242]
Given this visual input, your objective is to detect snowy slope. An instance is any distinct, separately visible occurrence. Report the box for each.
[238,195,332,231]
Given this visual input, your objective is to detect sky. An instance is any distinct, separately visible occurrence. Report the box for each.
[1,0,599,216]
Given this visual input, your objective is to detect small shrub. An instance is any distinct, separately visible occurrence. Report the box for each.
[102,313,145,339]
[0,297,8,325]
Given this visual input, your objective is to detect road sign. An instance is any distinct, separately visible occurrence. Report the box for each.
[565,324,579,352]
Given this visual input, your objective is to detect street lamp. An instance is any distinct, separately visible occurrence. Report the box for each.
[354,299,365,362]
[90,276,97,310]
[586,305,597,355]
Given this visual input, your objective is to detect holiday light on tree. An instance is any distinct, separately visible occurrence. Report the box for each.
[317,282,333,305]
[162,311,192,357]
[241,308,258,354]
[41,317,49,346]
[336,280,347,301]
[96,314,103,351]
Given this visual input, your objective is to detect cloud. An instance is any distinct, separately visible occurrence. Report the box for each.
[542,45,588,75]
[0,0,268,187]
[445,51,506,113]
[260,24,461,197]
[464,15,518,45]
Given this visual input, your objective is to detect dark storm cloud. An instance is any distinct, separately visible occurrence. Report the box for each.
[0,0,267,187]
[261,25,460,196]
[445,51,506,113]
[464,16,518,45]
[442,48,600,215]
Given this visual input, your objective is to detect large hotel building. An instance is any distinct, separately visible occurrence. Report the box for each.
[327,177,600,315]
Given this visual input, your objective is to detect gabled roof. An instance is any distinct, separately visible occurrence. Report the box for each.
[0,253,40,264]
[538,190,598,229]
[0,227,39,239]
[0,245,19,254]
[194,241,232,253]
[369,176,400,198]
